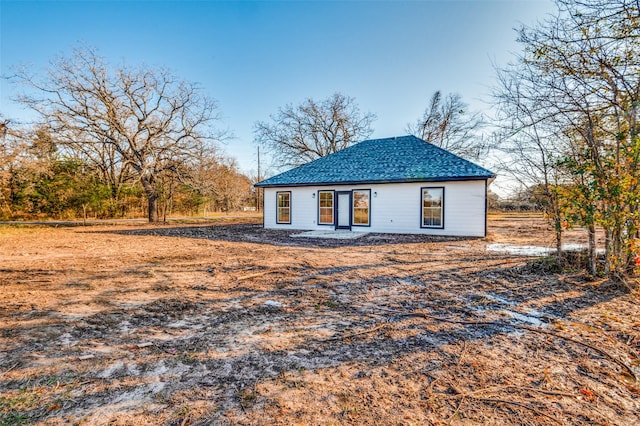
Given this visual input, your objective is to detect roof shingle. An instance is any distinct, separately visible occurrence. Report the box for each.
[255,135,494,187]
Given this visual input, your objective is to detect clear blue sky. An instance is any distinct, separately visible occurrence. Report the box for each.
[1,0,555,187]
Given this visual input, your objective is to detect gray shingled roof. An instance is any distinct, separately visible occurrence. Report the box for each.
[255,135,495,188]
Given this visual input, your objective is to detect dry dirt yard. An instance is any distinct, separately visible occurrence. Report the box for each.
[0,215,638,425]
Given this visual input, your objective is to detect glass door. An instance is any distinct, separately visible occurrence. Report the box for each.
[335,191,351,230]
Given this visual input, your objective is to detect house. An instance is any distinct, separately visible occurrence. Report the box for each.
[254,135,495,237]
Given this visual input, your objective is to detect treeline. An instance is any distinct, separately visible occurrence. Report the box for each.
[0,123,255,221]
[1,46,258,222]
[487,186,566,213]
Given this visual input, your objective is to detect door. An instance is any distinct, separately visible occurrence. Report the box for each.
[335,191,351,230]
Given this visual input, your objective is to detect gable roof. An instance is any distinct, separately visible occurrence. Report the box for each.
[255,135,495,188]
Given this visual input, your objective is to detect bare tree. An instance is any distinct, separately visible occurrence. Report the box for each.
[493,0,640,280]
[186,142,221,216]
[185,145,253,214]
[254,93,376,168]
[211,158,251,212]
[14,46,223,222]
[492,66,570,255]
[407,91,485,160]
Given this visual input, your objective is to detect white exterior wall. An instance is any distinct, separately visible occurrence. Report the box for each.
[262,180,487,237]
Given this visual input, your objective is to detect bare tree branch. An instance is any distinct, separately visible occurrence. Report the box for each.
[254,93,376,169]
[407,91,485,160]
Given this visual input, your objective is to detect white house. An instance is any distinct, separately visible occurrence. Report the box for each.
[254,135,495,237]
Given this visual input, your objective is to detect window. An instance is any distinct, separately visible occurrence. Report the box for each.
[352,189,370,226]
[276,191,291,224]
[421,187,444,228]
[318,191,334,225]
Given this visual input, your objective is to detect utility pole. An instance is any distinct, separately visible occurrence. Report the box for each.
[256,146,261,212]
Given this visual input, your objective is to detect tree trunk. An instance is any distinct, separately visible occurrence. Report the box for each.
[147,193,158,222]
[141,177,158,223]
[604,229,612,276]
[553,211,563,258]
[629,221,639,275]
[588,223,597,277]
[109,185,119,218]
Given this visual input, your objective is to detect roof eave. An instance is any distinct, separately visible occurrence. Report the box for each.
[254,175,495,188]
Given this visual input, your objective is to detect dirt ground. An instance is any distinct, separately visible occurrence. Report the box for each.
[0,215,638,425]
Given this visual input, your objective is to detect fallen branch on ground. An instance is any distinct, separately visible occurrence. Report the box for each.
[318,323,388,342]
[448,384,576,399]
[366,306,637,382]
[518,325,637,381]
[237,271,278,281]
[0,362,20,377]
[469,396,562,425]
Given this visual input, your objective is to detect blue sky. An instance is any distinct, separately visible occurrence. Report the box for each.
[1,0,555,188]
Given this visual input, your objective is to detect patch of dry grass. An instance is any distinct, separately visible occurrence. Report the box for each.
[0,217,638,425]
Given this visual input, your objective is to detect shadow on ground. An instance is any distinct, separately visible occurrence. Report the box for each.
[0,222,637,425]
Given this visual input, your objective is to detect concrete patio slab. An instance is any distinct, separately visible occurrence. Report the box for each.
[290,230,369,239]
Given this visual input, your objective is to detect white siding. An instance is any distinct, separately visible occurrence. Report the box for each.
[263,180,487,237]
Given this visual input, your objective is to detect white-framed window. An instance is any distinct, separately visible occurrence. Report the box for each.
[421,187,444,228]
[318,190,334,225]
[352,189,370,226]
[276,191,291,224]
